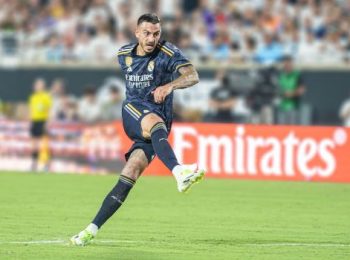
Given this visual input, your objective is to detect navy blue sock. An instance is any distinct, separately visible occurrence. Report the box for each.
[92,175,135,228]
[150,122,179,171]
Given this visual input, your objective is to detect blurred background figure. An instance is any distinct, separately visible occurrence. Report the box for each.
[78,87,102,124]
[100,85,123,121]
[28,78,52,171]
[49,78,80,123]
[254,33,283,65]
[50,78,66,120]
[276,56,306,125]
[55,95,79,123]
[204,73,238,123]
[203,31,231,62]
[339,92,350,127]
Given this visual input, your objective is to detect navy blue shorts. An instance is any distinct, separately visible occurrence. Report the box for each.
[122,101,171,163]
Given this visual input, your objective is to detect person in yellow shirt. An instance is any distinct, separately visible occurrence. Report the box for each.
[28,78,52,171]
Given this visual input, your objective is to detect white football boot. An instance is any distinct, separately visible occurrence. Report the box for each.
[70,229,95,246]
[175,164,205,193]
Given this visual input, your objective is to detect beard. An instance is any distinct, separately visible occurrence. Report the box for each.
[143,41,156,53]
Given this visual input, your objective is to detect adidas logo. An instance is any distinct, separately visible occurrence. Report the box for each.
[111,195,123,204]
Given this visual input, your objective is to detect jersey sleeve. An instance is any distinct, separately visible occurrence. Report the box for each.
[117,45,133,66]
[166,49,192,73]
[117,51,124,66]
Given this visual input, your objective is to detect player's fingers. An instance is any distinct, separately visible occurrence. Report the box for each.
[160,92,166,102]
[158,90,164,102]
[161,90,167,102]
[157,87,168,103]
[155,91,161,103]
[153,89,159,101]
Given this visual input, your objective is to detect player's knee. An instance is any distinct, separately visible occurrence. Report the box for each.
[149,122,167,138]
[121,159,147,180]
[121,171,139,181]
[121,166,138,180]
[121,166,142,180]
[141,113,164,139]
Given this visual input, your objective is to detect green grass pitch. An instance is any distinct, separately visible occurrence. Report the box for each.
[0,172,350,260]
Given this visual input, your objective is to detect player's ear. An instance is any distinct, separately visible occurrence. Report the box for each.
[135,26,140,39]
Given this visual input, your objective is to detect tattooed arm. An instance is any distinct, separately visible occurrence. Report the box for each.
[168,65,199,90]
[153,65,199,103]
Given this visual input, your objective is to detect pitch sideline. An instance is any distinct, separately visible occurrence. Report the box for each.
[0,240,349,248]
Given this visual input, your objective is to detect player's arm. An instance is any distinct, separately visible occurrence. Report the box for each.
[153,65,199,103]
[168,65,199,90]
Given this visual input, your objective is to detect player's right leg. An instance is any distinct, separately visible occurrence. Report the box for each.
[141,113,205,193]
[70,149,148,246]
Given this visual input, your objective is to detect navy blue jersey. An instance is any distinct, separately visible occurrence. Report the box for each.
[117,40,191,122]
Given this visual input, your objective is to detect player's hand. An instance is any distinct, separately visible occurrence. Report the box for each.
[152,85,173,104]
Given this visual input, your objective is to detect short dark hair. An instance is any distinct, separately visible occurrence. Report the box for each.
[137,13,161,26]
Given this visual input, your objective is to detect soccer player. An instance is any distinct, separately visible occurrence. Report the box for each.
[71,13,205,246]
[28,78,52,171]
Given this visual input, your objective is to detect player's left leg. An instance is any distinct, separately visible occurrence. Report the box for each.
[141,113,179,171]
[71,149,148,246]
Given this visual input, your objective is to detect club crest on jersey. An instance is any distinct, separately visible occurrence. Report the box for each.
[147,61,155,72]
[125,56,133,72]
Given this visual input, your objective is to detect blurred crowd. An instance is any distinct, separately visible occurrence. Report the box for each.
[0,0,349,65]
[43,78,123,124]
[0,77,124,124]
[1,60,350,126]
[0,55,314,126]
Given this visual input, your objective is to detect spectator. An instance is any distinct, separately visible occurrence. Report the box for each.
[276,56,306,125]
[78,87,102,124]
[237,34,257,63]
[45,34,65,63]
[88,22,114,61]
[296,32,322,64]
[56,95,79,123]
[100,85,123,121]
[254,33,284,65]
[49,78,66,120]
[73,31,92,61]
[178,32,199,61]
[203,31,231,61]
[204,75,238,123]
